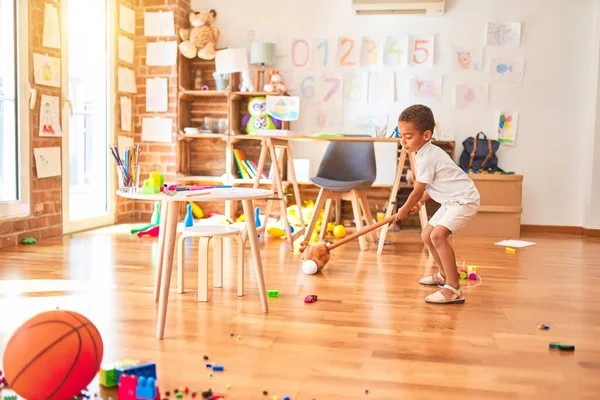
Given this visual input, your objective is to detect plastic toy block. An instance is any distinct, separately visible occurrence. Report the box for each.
[268,290,279,297]
[116,362,157,384]
[212,365,224,371]
[505,247,516,253]
[99,363,118,387]
[538,324,550,330]
[142,172,164,194]
[22,237,36,244]
[136,376,157,399]
[549,342,574,351]
[118,374,138,400]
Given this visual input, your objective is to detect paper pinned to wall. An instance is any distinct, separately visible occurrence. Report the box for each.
[384,36,409,68]
[454,83,489,109]
[343,71,369,102]
[39,95,62,137]
[144,11,175,37]
[368,71,395,103]
[487,22,521,47]
[42,2,60,49]
[450,46,483,70]
[34,147,62,178]
[266,95,300,121]
[120,96,132,132]
[496,111,519,145]
[117,135,134,160]
[409,77,443,100]
[33,53,60,87]
[308,107,343,134]
[409,35,435,68]
[119,4,135,34]
[490,58,525,82]
[118,35,134,64]
[142,117,173,143]
[118,67,137,93]
[146,41,177,66]
[146,78,168,112]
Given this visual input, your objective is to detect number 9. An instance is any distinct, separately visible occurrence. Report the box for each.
[301,76,315,99]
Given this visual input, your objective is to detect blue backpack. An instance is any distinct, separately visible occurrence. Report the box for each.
[459,132,500,172]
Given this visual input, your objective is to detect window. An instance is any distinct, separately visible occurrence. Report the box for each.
[0,0,30,219]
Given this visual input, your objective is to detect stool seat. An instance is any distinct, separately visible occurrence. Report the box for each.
[181,225,241,237]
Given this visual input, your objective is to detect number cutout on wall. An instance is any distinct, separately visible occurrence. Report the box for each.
[359,37,383,68]
[384,36,408,68]
[343,71,368,102]
[300,75,316,100]
[291,38,311,67]
[337,37,359,67]
[410,35,434,68]
[314,38,329,67]
[319,73,343,104]
[368,71,394,103]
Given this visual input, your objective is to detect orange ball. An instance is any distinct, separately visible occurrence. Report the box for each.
[3,309,103,400]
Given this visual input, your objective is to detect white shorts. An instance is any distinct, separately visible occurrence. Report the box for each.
[428,202,479,233]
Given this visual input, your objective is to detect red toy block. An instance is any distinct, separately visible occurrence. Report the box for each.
[118,374,138,400]
[137,225,159,238]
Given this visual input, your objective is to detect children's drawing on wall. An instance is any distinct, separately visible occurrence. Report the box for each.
[42,2,60,49]
[349,115,389,137]
[409,78,443,100]
[487,22,521,47]
[454,84,489,109]
[490,58,525,82]
[266,95,300,121]
[39,95,62,137]
[450,47,483,70]
[496,111,519,145]
[309,107,342,134]
[33,53,60,87]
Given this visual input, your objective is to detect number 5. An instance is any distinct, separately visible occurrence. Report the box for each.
[412,39,429,64]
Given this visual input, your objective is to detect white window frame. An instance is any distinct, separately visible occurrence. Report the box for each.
[0,0,30,220]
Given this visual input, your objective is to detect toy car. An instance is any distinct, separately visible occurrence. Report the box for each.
[304,295,318,303]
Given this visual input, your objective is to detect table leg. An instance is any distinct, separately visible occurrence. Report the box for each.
[156,201,179,340]
[153,200,169,303]
[377,149,406,255]
[242,199,269,313]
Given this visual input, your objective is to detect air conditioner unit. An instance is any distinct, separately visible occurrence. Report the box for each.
[352,0,445,15]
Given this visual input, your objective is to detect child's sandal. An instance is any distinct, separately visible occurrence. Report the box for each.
[418,271,446,286]
[425,284,465,304]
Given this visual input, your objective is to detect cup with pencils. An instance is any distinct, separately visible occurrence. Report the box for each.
[110,144,141,193]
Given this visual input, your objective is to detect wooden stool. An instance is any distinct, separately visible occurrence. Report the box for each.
[176,225,244,302]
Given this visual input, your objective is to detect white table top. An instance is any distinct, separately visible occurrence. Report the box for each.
[116,187,273,202]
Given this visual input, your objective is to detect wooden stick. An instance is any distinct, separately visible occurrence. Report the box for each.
[327,214,397,251]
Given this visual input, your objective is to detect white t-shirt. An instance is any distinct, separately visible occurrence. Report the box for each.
[415,140,480,205]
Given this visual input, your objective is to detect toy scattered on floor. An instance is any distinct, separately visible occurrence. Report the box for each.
[212,365,224,371]
[21,237,36,244]
[1,389,17,400]
[268,290,279,297]
[300,213,398,274]
[537,324,550,330]
[185,204,194,227]
[333,224,346,238]
[458,265,478,280]
[137,225,160,237]
[142,171,164,194]
[118,374,161,400]
[189,201,204,219]
[151,202,161,225]
[505,247,516,253]
[3,309,103,400]
[99,359,138,387]
[304,294,318,303]
[549,342,575,351]
[266,224,295,238]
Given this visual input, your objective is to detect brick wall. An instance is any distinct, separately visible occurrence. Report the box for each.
[0,0,63,249]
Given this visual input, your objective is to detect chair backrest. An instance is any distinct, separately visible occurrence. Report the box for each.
[315,138,377,183]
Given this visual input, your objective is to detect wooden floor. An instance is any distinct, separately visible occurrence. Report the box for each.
[1,225,600,399]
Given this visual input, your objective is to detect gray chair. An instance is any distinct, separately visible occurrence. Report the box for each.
[304,138,377,250]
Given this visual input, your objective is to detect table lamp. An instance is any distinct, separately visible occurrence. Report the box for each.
[214,48,249,90]
[250,42,277,91]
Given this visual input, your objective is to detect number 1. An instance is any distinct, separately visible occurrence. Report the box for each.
[316,39,328,67]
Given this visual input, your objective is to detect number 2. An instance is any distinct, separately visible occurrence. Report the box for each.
[412,39,430,64]
[339,38,357,66]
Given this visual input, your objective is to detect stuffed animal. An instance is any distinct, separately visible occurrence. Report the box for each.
[241,96,282,134]
[239,70,254,92]
[178,10,220,60]
[299,241,330,275]
[263,70,287,94]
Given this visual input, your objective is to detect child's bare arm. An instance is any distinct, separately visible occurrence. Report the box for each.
[396,181,427,220]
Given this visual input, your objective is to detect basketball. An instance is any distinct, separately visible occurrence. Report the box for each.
[2,309,104,400]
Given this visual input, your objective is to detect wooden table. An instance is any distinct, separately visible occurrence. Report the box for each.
[232,134,428,254]
[117,187,273,339]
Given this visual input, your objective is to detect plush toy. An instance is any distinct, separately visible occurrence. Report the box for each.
[264,70,287,94]
[299,241,330,275]
[239,70,254,92]
[241,96,282,134]
[178,10,220,60]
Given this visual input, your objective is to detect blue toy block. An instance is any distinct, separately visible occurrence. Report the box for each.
[136,376,157,399]
[116,362,157,383]
[184,203,194,227]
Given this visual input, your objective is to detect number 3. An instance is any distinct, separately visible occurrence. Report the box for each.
[412,39,429,64]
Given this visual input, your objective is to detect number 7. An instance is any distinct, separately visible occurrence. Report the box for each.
[323,76,341,102]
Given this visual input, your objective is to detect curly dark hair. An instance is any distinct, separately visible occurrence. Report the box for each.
[398,104,435,133]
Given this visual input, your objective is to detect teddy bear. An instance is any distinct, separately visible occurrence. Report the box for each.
[178,9,220,60]
[299,241,330,275]
[263,70,287,94]
[239,69,254,92]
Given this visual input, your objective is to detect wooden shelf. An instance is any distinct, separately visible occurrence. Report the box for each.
[176,175,225,184]
[180,90,228,100]
[231,91,278,99]
[177,130,228,141]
